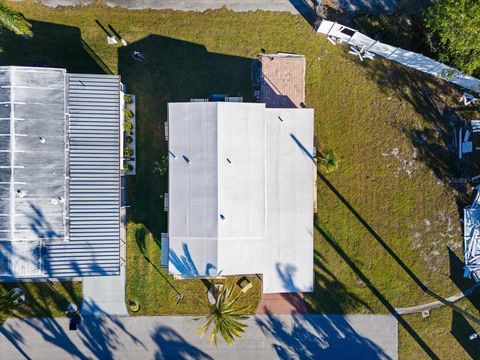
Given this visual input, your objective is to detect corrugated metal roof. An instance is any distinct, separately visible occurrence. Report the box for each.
[464,191,480,282]
[44,73,121,277]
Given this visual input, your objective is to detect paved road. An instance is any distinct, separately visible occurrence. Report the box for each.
[0,314,397,359]
[33,0,313,14]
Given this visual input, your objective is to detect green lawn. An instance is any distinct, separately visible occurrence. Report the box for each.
[0,282,82,325]
[4,2,480,357]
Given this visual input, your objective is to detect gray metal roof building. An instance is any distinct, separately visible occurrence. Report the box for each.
[0,67,121,279]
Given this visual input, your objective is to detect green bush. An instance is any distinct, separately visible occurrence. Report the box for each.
[318,150,339,174]
[123,164,133,172]
[124,147,133,157]
[124,108,134,121]
[124,121,133,132]
[153,154,168,176]
[124,95,133,104]
[425,0,480,75]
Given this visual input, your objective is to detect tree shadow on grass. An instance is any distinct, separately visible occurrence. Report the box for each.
[315,223,440,358]
[359,59,470,210]
[134,225,147,254]
[118,35,253,241]
[306,251,372,313]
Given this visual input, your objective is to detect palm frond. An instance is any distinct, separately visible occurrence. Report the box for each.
[318,149,339,174]
[197,280,250,346]
[0,3,32,36]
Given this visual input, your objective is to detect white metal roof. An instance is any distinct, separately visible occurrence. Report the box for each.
[168,102,314,293]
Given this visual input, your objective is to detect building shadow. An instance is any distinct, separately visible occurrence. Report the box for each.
[152,325,213,360]
[0,20,108,74]
[117,35,253,241]
[450,312,480,359]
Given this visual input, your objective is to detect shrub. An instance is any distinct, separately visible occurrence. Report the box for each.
[123,164,133,172]
[318,150,339,174]
[424,0,480,75]
[124,147,133,157]
[124,121,133,132]
[124,108,134,121]
[129,300,140,312]
[153,154,168,176]
[124,95,133,104]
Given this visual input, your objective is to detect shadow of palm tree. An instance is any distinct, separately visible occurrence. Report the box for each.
[358,59,470,211]
[256,310,393,359]
[307,251,372,313]
[152,325,213,360]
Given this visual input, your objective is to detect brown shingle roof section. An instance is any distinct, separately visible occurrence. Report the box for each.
[259,54,305,108]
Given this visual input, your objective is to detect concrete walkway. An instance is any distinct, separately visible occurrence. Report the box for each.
[0,314,397,359]
[256,293,308,315]
[80,207,128,316]
[32,0,313,14]
[395,283,480,315]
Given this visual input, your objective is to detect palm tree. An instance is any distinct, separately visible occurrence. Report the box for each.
[198,282,249,346]
[0,2,32,37]
[318,150,338,174]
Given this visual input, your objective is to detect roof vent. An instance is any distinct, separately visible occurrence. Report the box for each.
[182,155,190,164]
[226,158,232,164]
[39,137,46,144]
[220,214,225,220]
[50,198,59,205]
[16,189,26,198]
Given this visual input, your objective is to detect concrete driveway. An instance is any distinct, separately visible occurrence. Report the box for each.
[0,314,397,359]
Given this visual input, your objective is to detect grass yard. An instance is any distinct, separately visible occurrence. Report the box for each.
[0,282,82,325]
[4,1,480,357]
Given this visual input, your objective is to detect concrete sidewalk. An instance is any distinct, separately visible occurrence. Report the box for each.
[0,314,397,359]
[80,207,128,316]
[31,0,313,14]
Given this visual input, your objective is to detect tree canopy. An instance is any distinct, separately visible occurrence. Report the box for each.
[0,2,32,37]
[424,0,480,76]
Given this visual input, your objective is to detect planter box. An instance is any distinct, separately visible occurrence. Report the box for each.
[123,94,136,176]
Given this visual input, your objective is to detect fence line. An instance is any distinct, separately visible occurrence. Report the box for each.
[317,20,480,93]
